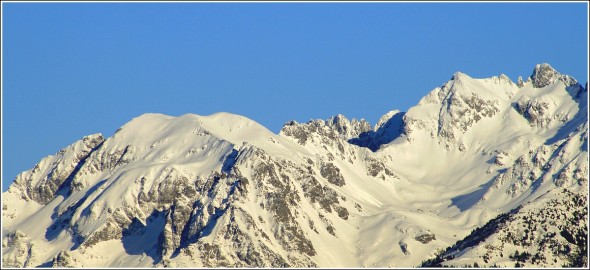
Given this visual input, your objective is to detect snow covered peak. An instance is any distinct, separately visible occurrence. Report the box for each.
[192,112,278,144]
[499,73,511,82]
[115,112,278,150]
[396,63,587,151]
[451,71,469,81]
[375,110,401,131]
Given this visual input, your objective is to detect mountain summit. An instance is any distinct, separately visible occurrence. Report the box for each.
[531,63,560,88]
[2,64,588,268]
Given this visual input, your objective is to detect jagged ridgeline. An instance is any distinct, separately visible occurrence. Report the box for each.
[2,64,588,267]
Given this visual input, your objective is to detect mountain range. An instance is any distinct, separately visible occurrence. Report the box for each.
[2,63,588,268]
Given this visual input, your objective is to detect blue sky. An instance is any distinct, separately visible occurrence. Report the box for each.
[2,2,588,190]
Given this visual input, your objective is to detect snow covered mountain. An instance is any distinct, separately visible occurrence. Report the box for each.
[2,63,588,268]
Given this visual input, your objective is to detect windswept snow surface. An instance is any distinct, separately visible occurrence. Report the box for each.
[2,63,588,267]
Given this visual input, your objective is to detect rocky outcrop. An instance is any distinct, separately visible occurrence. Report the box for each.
[437,91,500,146]
[10,134,104,205]
[281,114,372,145]
[51,251,80,267]
[2,231,37,268]
[531,63,560,88]
[513,96,559,128]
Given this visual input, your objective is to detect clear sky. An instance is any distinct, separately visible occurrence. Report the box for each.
[2,2,588,190]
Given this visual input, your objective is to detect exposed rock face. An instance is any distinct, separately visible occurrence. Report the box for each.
[530,63,582,89]
[10,134,105,205]
[326,114,372,139]
[2,64,587,268]
[280,114,372,145]
[514,96,553,127]
[319,162,346,186]
[415,233,436,244]
[437,91,500,147]
[52,251,80,268]
[2,231,37,268]
[531,63,560,88]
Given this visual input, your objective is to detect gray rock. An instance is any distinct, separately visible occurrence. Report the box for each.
[320,162,346,186]
[531,63,559,88]
[415,233,436,244]
[13,134,104,205]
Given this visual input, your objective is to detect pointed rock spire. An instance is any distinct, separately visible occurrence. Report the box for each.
[531,63,559,88]
[517,76,525,87]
